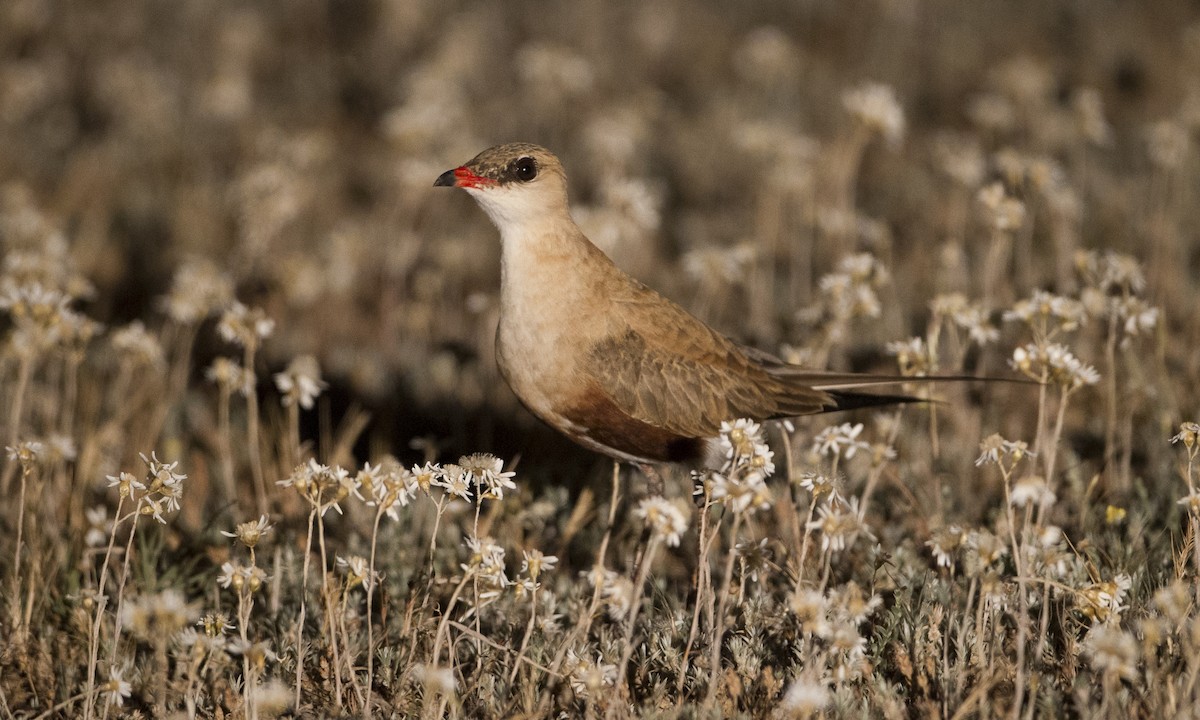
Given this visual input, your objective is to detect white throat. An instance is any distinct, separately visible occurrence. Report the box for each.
[465,185,561,246]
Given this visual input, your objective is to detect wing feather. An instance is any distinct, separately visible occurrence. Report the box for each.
[587,290,832,438]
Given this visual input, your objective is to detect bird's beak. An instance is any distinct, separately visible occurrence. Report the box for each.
[433,166,494,189]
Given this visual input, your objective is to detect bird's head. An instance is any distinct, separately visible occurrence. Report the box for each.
[434,143,570,237]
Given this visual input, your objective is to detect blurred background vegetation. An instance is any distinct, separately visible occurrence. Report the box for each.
[8,1,1200,717]
[4,0,1198,479]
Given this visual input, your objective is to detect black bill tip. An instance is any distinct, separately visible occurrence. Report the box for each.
[433,169,457,187]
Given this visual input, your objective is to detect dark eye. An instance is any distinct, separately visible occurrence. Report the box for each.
[513,156,538,182]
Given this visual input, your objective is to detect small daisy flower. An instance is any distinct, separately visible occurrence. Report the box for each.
[886,336,932,376]
[521,549,558,582]
[926,525,966,569]
[1170,422,1200,449]
[159,258,233,324]
[337,555,378,591]
[217,301,274,348]
[221,515,273,549]
[85,506,110,548]
[806,495,872,553]
[199,612,235,637]
[412,664,458,697]
[463,537,508,593]
[812,422,869,460]
[106,471,145,499]
[459,453,517,500]
[1010,475,1055,508]
[229,639,277,673]
[830,581,882,626]
[1085,625,1138,681]
[366,461,419,519]
[633,496,689,547]
[218,561,268,594]
[102,666,132,707]
[1077,574,1131,623]
[789,588,830,637]
[433,464,472,502]
[273,355,327,410]
[778,675,830,718]
[564,650,618,698]
[841,82,905,145]
[1177,491,1200,515]
[111,321,165,368]
[707,470,773,515]
[206,357,254,396]
[797,472,838,498]
[719,418,766,461]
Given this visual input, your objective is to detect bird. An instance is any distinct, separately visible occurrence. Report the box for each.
[434,143,984,467]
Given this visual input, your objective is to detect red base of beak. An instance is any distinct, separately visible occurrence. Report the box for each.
[433,166,495,189]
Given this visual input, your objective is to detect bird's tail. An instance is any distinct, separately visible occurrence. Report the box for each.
[770,371,1026,415]
[824,388,927,412]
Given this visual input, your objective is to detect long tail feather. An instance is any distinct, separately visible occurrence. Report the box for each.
[768,369,1030,391]
[822,389,927,412]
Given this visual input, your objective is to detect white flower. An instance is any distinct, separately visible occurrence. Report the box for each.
[159,258,233,324]
[205,357,254,396]
[459,453,517,500]
[788,589,830,637]
[706,470,773,515]
[1085,625,1138,681]
[812,422,869,459]
[1010,475,1055,508]
[463,537,508,591]
[111,321,164,368]
[217,301,274,347]
[433,464,472,502]
[926,525,965,569]
[564,650,617,698]
[779,676,830,718]
[1171,422,1200,448]
[718,419,767,462]
[1004,290,1085,331]
[336,555,378,591]
[829,621,867,662]
[1078,574,1131,622]
[85,506,110,547]
[886,336,931,375]
[1116,297,1158,337]
[842,82,905,145]
[412,664,457,697]
[806,495,872,553]
[103,667,132,707]
[521,549,558,581]
[1177,490,1200,515]
[365,462,419,519]
[633,497,689,547]
[1010,342,1099,389]
[581,567,634,621]
[106,471,145,499]
[220,515,273,548]
[975,434,1033,467]
[829,581,882,625]
[273,355,327,409]
[276,459,356,515]
[218,561,268,594]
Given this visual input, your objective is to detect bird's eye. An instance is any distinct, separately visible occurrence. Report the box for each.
[513,157,538,182]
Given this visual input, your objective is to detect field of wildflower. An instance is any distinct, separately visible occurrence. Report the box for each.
[3,0,1200,718]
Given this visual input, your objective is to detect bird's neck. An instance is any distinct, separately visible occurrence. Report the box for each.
[497,213,609,293]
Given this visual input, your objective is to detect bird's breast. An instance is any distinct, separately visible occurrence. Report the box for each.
[496,313,707,464]
[493,224,711,463]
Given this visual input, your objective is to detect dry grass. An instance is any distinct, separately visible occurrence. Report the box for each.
[3,0,1200,717]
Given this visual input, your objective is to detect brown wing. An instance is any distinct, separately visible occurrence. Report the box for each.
[586,290,834,439]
